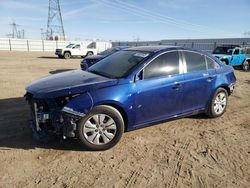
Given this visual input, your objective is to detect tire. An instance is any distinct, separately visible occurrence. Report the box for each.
[76,105,124,151]
[64,52,71,59]
[86,51,94,56]
[206,88,228,118]
[242,60,250,71]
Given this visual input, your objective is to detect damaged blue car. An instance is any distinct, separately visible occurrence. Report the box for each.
[25,46,236,150]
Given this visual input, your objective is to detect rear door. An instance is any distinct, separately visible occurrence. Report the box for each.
[180,51,214,113]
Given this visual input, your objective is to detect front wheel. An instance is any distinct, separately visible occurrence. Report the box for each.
[242,60,250,71]
[206,88,228,118]
[76,105,124,151]
[64,52,71,59]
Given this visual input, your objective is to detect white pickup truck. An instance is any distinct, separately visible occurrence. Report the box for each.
[55,41,111,59]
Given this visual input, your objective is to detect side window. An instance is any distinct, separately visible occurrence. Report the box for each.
[73,44,80,49]
[206,57,220,69]
[241,49,246,54]
[144,51,180,79]
[247,48,250,55]
[183,51,206,72]
[87,42,96,49]
[233,49,239,55]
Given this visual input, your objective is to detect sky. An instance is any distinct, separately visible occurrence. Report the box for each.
[0,0,249,41]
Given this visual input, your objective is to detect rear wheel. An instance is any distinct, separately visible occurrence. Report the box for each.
[206,88,228,118]
[242,60,250,71]
[76,105,124,151]
[64,52,71,59]
[86,51,94,56]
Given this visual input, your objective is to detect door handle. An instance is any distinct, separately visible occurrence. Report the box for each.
[203,73,209,77]
[172,82,181,90]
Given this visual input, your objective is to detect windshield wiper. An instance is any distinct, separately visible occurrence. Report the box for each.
[88,70,110,78]
[88,70,118,79]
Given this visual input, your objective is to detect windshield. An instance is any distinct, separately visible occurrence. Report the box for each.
[66,44,75,48]
[98,48,117,56]
[88,50,151,78]
[213,47,233,55]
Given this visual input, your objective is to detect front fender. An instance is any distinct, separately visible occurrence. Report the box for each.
[62,92,93,116]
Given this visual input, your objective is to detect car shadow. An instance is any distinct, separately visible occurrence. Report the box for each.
[245,80,250,84]
[37,56,61,59]
[0,97,89,151]
[38,56,83,59]
[0,97,210,151]
[188,113,210,119]
[49,69,76,74]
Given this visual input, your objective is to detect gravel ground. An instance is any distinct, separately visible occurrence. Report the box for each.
[0,51,249,188]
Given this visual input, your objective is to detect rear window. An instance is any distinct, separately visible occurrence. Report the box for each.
[206,57,220,69]
[183,51,207,72]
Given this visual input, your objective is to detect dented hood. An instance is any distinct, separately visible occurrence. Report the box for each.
[26,69,118,98]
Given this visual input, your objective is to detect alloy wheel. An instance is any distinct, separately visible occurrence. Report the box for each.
[243,61,249,71]
[83,114,117,145]
[213,92,227,115]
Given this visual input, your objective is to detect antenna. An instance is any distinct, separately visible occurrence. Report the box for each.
[46,0,65,40]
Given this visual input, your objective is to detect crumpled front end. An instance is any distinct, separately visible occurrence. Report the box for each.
[25,92,86,142]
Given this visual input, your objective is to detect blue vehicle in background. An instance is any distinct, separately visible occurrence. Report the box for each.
[25,46,236,150]
[216,47,250,71]
[80,46,129,70]
[212,44,240,59]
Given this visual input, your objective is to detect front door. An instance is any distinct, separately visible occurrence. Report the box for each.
[71,44,82,56]
[231,48,240,66]
[133,51,184,126]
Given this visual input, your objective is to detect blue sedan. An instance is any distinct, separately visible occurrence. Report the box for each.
[25,46,236,150]
[80,46,129,70]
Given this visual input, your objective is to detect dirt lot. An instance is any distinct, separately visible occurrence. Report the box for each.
[0,51,249,188]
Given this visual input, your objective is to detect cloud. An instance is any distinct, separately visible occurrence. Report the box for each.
[63,1,101,19]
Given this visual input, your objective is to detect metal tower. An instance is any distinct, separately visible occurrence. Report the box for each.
[46,0,65,40]
[6,21,25,39]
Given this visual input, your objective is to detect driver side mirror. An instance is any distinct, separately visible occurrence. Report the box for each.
[135,70,143,82]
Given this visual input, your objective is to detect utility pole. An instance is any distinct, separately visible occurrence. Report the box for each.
[46,0,65,40]
[6,21,25,39]
[10,21,19,38]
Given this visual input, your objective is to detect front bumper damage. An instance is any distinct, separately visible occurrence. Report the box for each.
[25,92,84,142]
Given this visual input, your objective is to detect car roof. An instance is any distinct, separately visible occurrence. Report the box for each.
[123,45,207,54]
[124,45,178,53]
